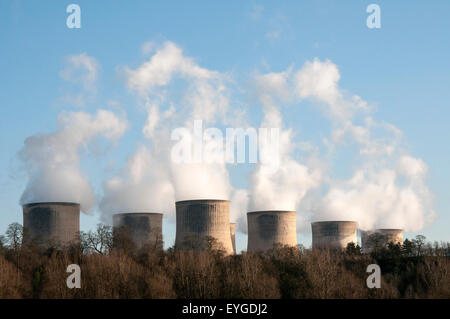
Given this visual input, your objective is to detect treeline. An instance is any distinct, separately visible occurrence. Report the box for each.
[0,223,449,299]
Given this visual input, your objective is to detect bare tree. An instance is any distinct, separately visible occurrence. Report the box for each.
[5,223,23,250]
[80,224,113,255]
[367,232,388,253]
[413,235,426,256]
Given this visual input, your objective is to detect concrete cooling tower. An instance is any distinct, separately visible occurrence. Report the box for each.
[113,213,163,250]
[230,222,236,254]
[175,199,234,255]
[311,221,357,250]
[247,211,297,252]
[360,229,403,253]
[22,202,80,246]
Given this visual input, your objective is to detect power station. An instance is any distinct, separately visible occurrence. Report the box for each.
[22,202,80,246]
[360,229,403,253]
[113,213,163,250]
[20,199,406,255]
[175,199,234,254]
[247,211,297,252]
[311,221,357,250]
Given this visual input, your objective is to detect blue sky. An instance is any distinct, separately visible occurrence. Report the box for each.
[1,1,449,252]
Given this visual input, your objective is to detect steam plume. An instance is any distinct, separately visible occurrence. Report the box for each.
[19,110,128,213]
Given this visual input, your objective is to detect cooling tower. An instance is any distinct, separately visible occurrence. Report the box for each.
[247,211,297,252]
[311,221,357,250]
[113,213,163,250]
[361,229,403,253]
[175,200,234,254]
[230,222,236,254]
[22,202,80,246]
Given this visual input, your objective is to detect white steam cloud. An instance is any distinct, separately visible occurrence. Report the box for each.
[99,42,435,234]
[225,69,323,233]
[248,73,322,212]
[100,41,234,221]
[318,156,434,231]
[59,53,100,107]
[292,58,435,231]
[20,110,128,213]
[99,145,175,223]
[245,58,435,233]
